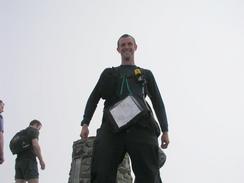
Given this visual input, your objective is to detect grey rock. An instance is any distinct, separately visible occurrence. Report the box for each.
[68,137,132,183]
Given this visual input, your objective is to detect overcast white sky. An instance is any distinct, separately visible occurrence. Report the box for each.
[1,0,244,182]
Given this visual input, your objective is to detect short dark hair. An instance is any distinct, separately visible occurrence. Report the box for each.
[0,100,3,104]
[29,119,42,127]
[117,34,136,48]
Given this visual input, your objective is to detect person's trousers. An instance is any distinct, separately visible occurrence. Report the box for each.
[91,120,160,183]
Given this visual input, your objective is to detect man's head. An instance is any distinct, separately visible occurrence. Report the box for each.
[117,34,137,64]
[117,34,136,48]
[0,100,4,113]
[29,119,42,130]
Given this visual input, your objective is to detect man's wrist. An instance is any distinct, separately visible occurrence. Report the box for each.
[81,119,90,126]
[82,124,88,128]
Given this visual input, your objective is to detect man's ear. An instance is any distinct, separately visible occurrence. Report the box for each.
[134,44,137,51]
[117,47,121,53]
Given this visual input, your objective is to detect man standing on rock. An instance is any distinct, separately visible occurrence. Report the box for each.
[80,34,169,183]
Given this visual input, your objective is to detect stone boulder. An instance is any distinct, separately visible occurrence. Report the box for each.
[68,137,133,183]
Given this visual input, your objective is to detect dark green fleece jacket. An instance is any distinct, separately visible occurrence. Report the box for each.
[81,65,168,132]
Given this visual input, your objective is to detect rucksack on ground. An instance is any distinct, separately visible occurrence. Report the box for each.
[9,129,31,155]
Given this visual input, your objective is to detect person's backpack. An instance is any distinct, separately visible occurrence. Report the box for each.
[9,129,31,155]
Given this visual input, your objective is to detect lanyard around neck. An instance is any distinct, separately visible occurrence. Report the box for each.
[119,74,132,96]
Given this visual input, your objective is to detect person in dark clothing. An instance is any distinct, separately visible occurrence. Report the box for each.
[80,34,169,183]
[15,120,45,183]
[0,100,5,164]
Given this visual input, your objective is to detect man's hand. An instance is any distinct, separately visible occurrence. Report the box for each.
[80,124,89,141]
[161,132,169,149]
[39,160,45,170]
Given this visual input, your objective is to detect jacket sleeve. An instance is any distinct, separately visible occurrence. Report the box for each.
[146,70,168,132]
[80,68,109,126]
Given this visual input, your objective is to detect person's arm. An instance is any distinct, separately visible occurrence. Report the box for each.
[80,69,110,140]
[0,132,4,164]
[80,78,101,140]
[32,138,45,170]
[80,69,111,127]
[146,70,169,148]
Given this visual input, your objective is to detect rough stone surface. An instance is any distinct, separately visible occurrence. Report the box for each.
[68,137,133,183]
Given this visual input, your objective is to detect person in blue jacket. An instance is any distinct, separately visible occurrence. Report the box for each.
[0,100,5,164]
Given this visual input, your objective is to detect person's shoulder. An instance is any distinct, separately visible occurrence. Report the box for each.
[101,66,120,76]
[101,67,113,73]
[26,127,39,138]
[137,67,153,75]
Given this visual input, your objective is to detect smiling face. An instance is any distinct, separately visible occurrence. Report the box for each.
[117,36,137,65]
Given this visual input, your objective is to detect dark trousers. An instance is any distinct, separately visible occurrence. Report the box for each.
[155,172,163,183]
[91,120,160,183]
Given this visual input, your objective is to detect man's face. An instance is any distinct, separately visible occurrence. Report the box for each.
[0,102,4,113]
[117,36,137,60]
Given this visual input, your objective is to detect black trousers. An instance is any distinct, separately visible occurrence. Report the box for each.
[91,118,160,183]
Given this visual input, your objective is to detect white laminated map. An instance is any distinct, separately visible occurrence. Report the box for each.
[110,95,142,128]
